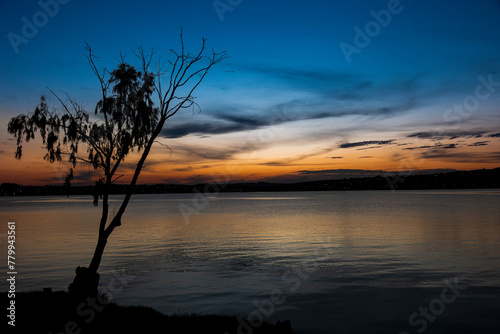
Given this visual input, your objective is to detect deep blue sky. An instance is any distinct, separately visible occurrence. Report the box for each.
[1,0,500,184]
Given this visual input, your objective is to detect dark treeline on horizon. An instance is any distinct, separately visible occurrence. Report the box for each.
[1,168,499,197]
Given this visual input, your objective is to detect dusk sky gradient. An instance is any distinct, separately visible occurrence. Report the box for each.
[1,0,500,185]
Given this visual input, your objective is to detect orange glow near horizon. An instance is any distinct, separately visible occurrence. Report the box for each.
[1,133,499,186]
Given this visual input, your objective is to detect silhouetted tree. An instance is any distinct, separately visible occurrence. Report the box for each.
[7,31,226,296]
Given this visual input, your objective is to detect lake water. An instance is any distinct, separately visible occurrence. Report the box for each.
[1,190,500,333]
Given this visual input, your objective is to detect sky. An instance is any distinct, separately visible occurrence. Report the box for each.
[1,0,500,185]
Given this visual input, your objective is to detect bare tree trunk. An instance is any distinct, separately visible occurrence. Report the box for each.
[69,191,109,297]
[89,235,108,274]
[68,233,107,297]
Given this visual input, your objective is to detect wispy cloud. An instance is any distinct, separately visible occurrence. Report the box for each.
[403,145,433,151]
[235,64,361,92]
[159,63,424,140]
[419,150,500,163]
[339,140,395,149]
[161,122,248,138]
[468,141,490,146]
[295,169,385,178]
[407,130,488,140]
[161,97,416,138]
[172,165,211,173]
[161,105,292,138]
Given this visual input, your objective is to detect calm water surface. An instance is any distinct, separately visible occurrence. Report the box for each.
[1,190,499,333]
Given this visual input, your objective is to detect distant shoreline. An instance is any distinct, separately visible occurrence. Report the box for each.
[1,167,499,196]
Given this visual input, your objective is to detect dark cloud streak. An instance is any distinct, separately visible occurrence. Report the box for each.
[339,140,395,149]
[407,130,488,140]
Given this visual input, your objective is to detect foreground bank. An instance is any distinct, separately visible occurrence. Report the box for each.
[2,290,294,334]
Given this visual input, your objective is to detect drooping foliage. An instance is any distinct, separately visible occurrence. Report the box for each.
[8,62,158,174]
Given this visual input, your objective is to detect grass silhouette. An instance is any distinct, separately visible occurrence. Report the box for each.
[2,290,294,333]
